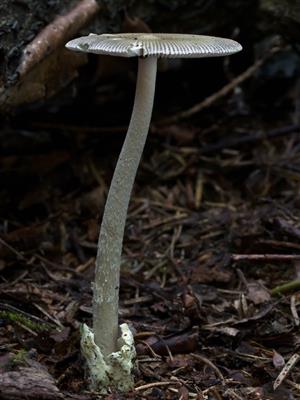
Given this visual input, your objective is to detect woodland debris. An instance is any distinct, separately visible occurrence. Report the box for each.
[0,364,63,400]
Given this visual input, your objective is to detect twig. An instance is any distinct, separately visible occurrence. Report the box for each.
[200,124,300,154]
[158,45,282,126]
[290,295,300,326]
[142,213,188,230]
[232,254,300,262]
[271,280,300,296]
[134,331,156,339]
[257,239,300,251]
[273,353,300,390]
[135,381,177,391]
[273,217,300,241]
[33,303,64,329]
[286,379,300,391]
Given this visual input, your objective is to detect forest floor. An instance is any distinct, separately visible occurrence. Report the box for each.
[0,54,300,400]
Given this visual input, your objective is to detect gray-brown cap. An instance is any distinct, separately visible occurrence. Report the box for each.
[66,33,242,58]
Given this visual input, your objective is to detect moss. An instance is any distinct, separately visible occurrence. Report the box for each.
[10,349,28,366]
[0,310,52,333]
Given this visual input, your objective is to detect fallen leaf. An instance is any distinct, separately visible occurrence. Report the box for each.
[247,282,271,304]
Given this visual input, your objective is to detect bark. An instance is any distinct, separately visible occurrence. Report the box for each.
[0,366,63,400]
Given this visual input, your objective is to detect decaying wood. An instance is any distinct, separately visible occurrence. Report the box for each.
[0,0,101,110]
[0,366,63,400]
[18,0,101,78]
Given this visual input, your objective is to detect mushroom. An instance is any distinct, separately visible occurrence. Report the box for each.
[66,33,242,392]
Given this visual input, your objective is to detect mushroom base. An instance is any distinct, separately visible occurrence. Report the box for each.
[80,323,136,393]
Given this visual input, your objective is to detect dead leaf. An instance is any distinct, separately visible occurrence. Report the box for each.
[247,282,271,305]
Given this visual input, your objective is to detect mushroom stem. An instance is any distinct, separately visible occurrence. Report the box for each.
[93,57,158,357]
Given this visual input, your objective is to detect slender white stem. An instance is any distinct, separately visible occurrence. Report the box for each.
[93,57,158,357]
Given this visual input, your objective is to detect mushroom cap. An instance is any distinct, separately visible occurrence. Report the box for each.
[66,33,242,58]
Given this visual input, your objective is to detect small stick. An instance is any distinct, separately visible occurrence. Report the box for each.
[135,381,177,391]
[200,124,300,154]
[257,239,300,251]
[290,295,300,326]
[33,302,63,329]
[286,379,300,391]
[134,331,156,339]
[158,45,282,126]
[271,280,300,296]
[273,217,300,241]
[273,353,300,390]
[232,254,300,261]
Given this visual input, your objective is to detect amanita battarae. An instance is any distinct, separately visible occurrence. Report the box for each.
[66,33,242,392]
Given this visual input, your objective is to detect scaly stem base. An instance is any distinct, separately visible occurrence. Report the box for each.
[81,323,136,393]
